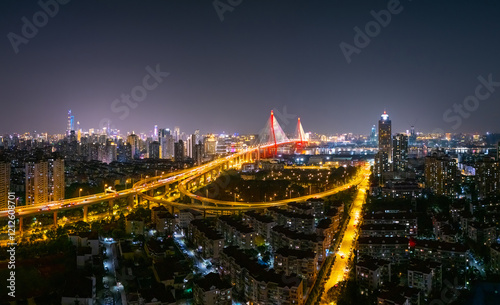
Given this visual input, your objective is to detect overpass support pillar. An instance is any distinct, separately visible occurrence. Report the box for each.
[191,197,195,204]
[53,211,58,227]
[19,216,23,234]
[83,206,88,222]
[108,200,114,215]
[137,194,142,206]
[147,190,153,209]
[128,194,134,206]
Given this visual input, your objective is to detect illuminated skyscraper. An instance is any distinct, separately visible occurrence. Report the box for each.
[67,110,74,136]
[378,111,392,162]
[0,161,10,210]
[374,111,392,180]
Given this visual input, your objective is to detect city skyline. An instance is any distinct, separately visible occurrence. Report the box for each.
[1,108,499,138]
[2,1,500,135]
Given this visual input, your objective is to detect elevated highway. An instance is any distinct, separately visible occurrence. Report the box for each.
[0,141,302,231]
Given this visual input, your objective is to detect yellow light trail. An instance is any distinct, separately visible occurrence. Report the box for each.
[320,165,371,304]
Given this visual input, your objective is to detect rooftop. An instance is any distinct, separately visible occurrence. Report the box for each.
[190,219,224,241]
[357,237,409,245]
[275,248,316,259]
[413,239,468,252]
[222,246,302,288]
[194,272,232,291]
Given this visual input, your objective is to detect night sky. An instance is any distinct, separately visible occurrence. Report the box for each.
[1,0,500,136]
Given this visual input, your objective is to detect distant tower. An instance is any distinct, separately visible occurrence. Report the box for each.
[374,111,392,181]
[154,125,158,141]
[409,125,416,146]
[378,111,392,163]
[188,129,200,158]
[370,125,377,144]
[174,126,180,142]
[67,110,74,136]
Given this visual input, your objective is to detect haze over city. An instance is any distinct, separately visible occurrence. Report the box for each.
[1,0,500,135]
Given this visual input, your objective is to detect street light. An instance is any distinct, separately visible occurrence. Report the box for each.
[104,184,108,193]
[79,188,83,197]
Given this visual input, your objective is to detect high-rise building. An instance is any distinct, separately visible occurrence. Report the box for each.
[393,134,409,172]
[204,135,217,157]
[149,141,160,159]
[476,157,500,199]
[49,158,65,202]
[425,152,458,197]
[374,111,392,179]
[497,141,500,161]
[378,111,392,162]
[67,110,74,136]
[187,134,194,158]
[26,158,65,205]
[174,126,180,142]
[174,140,185,162]
[187,130,200,158]
[117,143,132,162]
[0,161,11,210]
[127,134,140,159]
[158,128,174,159]
[194,143,203,165]
[153,125,158,141]
[99,140,117,164]
[26,160,48,205]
